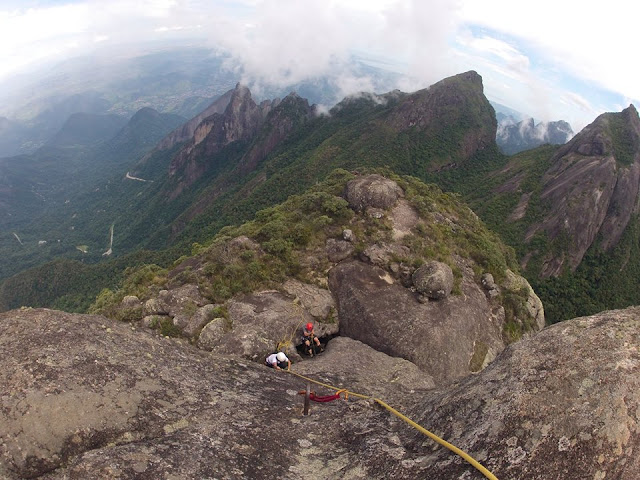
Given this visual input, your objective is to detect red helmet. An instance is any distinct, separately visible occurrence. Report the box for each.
[305,322,313,331]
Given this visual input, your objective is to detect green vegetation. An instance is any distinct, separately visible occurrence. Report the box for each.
[6,74,639,331]
[606,114,638,166]
[0,249,175,313]
[531,216,640,323]
[150,316,182,337]
[87,168,531,342]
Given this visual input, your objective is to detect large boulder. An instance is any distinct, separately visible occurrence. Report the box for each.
[329,260,505,385]
[196,317,228,350]
[412,260,454,300]
[404,306,640,480]
[344,174,403,212]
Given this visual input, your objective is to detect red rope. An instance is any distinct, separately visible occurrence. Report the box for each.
[309,392,341,402]
[298,389,348,402]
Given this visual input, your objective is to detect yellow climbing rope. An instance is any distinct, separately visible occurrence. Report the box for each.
[284,369,499,480]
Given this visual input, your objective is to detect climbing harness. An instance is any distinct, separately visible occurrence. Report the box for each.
[284,369,499,480]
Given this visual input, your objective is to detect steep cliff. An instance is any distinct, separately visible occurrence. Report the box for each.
[525,105,640,276]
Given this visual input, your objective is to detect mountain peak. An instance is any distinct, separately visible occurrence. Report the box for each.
[457,70,482,84]
[620,104,640,130]
[231,82,251,99]
[385,70,496,165]
[129,107,161,123]
[526,105,640,276]
[46,112,127,147]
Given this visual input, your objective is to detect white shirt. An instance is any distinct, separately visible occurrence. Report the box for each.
[266,353,288,365]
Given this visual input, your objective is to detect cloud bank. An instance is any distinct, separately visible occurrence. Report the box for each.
[0,0,638,129]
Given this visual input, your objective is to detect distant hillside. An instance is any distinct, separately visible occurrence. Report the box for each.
[465,105,640,322]
[46,112,128,147]
[0,107,186,280]
[0,71,501,310]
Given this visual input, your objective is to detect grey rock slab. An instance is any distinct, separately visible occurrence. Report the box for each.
[405,306,640,480]
[330,260,504,386]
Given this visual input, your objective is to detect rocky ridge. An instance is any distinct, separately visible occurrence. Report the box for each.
[522,105,640,276]
[99,172,543,388]
[147,84,316,207]
[386,71,497,167]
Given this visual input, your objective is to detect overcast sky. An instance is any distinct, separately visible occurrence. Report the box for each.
[1,0,638,130]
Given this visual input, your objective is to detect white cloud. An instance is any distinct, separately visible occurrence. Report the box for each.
[0,0,637,129]
[0,4,90,77]
[458,0,640,105]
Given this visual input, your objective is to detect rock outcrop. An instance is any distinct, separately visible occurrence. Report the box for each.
[405,306,640,479]
[104,173,542,389]
[205,289,338,361]
[2,304,639,479]
[523,105,640,276]
[329,259,505,385]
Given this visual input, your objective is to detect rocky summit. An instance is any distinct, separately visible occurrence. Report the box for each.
[99,173,543,387]
[1,303,639,479]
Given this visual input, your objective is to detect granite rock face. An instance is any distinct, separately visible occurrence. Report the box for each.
[2,305,638,479]
[209,289,338,361]
[405,306,640,480]
[329,260,506,386]
[0,308,427,480]
[523,105,640,276]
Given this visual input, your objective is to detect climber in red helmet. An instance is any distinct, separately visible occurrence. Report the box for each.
[302,322,322,356]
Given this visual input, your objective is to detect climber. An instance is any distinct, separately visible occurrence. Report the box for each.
[265,351,290,371]
[302,322,322,356]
